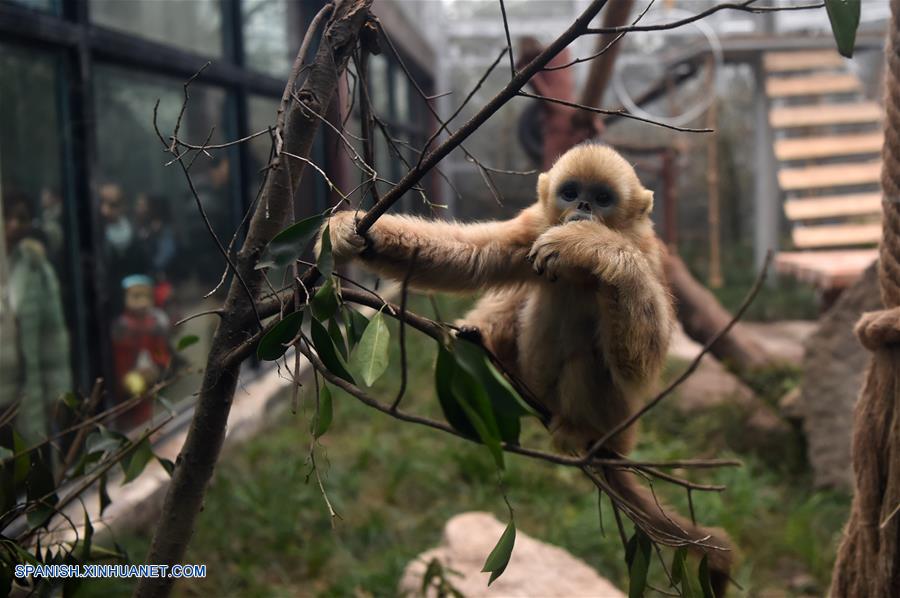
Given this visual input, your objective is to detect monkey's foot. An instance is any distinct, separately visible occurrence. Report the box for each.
[456,325,483,344]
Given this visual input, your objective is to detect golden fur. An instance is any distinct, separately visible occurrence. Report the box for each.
[327,144,672,451]
[324,144,733,593]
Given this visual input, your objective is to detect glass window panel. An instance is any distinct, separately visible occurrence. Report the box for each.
[368,54,390,118]
[393,67,410,125]
[0,44,76,442]
[8,0,59,13]
[243,0,304,78]
[247,95,278,185]
[91,0,223,58]
[93,65,237,426]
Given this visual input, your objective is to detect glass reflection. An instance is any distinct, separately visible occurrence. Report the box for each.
[0,45,73,442]
[94,65,236,426]
[91,0,223,58]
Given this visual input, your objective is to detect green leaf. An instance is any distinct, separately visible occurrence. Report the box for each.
[26,449,58,528]
[825,0,860,58]
[157,457,176,476]
[0,446,12,462]
[698,555,715,598]
[312,276,340,322]
[344,308,370,350]
[61,392,80,410]
[310,317,355,383]
[317,223,334,277]
[328,317,348,360]
[452,368,505,470]
[0,558,10,598]
[257,311,304,361]
[257,211,326,269]
[481,519,516,585]
[454,339,531,444]
[176,334,200,351]
[435,346,478,439]
[98,473,111,515]
[12,431,29,487]
[350,310,390,386]
[671,547,702,598]
[81,505,94,560]
[626,530,651,598]
[313,385,334,438]
[434,341,507,469]
[86,428,127,456]
[422,558,443,594]
[671,547,687,586]
[121,438,154,484]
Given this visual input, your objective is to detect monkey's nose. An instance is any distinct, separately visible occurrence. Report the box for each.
[577,202,590,211]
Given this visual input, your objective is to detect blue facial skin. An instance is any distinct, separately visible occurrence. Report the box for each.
[555,180,618,223]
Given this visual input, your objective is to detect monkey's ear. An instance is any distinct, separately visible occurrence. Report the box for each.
[537,173,550,204]
[641,189,654,216]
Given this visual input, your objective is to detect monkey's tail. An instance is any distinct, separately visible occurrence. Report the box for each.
[601,466,734,597]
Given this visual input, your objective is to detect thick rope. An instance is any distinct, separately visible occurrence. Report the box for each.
[881,0,900,307]
[831,5,900,594]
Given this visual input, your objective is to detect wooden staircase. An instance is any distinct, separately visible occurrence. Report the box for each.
[765,49,882,290]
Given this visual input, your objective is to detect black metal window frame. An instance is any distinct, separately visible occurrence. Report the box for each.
[0,0,323,391]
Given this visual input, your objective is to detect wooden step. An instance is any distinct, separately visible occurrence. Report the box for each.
[776,249,877,288]
[764,50,845,72]
[774,132,883,160]
[778,160,881,190]
[793,222,881,248]
[766,73,861,98]
[785,193,882,220]
[770,102,882,128]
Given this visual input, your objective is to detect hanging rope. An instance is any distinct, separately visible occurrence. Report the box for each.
[880,0,900,307]
[830,1,900,593]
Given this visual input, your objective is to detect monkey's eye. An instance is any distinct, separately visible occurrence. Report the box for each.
[595,191,614,207]
[559,182,579,202]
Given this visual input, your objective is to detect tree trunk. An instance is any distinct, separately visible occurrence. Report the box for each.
[830,1,900,593]
[134,2,372,596]
[663,249,772,371]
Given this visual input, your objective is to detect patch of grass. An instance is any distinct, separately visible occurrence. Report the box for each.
[75,293,848,597]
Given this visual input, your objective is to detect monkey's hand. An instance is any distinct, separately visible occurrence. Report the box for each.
[318,210,368,261]
[527,223,598,283]
[529,222,647,287]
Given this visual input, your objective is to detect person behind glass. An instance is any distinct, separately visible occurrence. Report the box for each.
[110,274,173,429]
[39,187,64,267]
[134,193,177,310]
[98,183,148,312]
[0,190,72,442]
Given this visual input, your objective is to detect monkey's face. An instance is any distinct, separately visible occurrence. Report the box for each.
[538,144,653,229]
[554,179,618,224]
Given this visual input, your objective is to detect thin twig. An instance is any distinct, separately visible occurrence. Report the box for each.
[355,0,614,234]
[418,45,509,164]
[584,0,825,34]
[518,91,712,133]
[174,309,223,327]
[498,0,516,78]
[544,0,655,71]
[390,248,419,411]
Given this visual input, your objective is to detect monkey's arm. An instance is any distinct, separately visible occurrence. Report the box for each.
[324,208,543,292]
[528,221,674,389]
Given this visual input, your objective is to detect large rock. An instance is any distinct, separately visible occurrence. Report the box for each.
[398,512,625,597]
[798,263,881,490]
